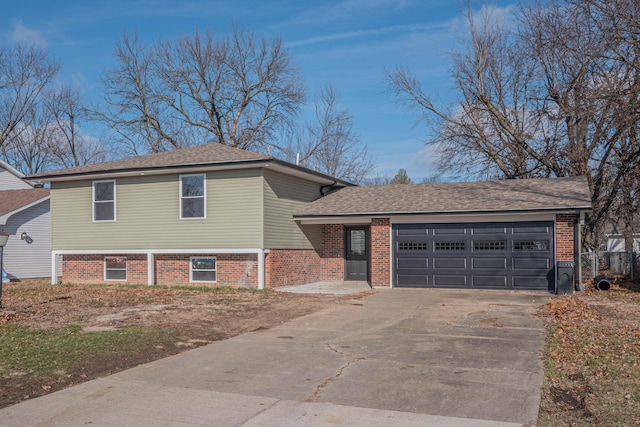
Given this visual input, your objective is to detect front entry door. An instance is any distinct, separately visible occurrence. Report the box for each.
[345,226,369,281]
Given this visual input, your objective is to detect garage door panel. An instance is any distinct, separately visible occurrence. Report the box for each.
[472,258,507,269]
[434,275,467,287]
[433,225,467,235]
[513,258,550,270]
[473,224,508,234]
[394,221,554,290]
[433,257,466,269]
[472,275,508,287]
[397,275,429,286]
[396,225,430,236]
[397,258,428,269]
[513,224,551,234]
[513,276,550,289]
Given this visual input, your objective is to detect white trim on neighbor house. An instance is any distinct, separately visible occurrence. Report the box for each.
[51,248,268,289]
[0,195,50,225]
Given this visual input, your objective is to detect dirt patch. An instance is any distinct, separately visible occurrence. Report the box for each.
[0,282,372,409]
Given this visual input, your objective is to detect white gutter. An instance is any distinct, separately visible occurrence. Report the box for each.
[51,248,267,289]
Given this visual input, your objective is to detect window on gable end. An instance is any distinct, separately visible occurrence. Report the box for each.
[93,180,116,221]
[180,174,206,219]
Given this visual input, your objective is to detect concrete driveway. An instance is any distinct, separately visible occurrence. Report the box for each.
[0,289,549,426]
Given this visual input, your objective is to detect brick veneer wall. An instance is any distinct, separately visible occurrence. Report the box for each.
[371,218,391,287]
[62,253,258,288]
[556,213,577,262]
[321,224,344,281]
[63,254,147,285]
[155,254,258,287]
[265,249,321,287]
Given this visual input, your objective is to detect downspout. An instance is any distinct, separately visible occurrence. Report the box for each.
[258,249,265,290]
[51,251,58,285]
[147,252,155,286]
[577,211,585,291]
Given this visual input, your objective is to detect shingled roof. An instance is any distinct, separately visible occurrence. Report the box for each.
[0,188,50,218]
[27,143,272,180]
[295,176,591,218]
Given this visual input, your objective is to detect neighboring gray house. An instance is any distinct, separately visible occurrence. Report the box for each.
[0,160,52,280]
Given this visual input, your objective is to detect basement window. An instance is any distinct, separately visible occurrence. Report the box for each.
[104,257,127,281]
[190,257,216,283]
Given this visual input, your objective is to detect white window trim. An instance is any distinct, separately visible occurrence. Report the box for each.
[179,174,206,220]
[93,179,116,222]
[104,256,127,281]
[190,256,217,283]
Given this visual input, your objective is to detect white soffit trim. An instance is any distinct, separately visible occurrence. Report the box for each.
[52,248,263,255]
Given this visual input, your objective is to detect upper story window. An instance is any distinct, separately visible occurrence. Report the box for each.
[93,180,115,222]
[180,174,205,219]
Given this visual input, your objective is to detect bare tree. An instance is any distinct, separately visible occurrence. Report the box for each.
[1,101,56,175]
[3,84,106,175]
[0,44,60,150]
[386,0,640,245]
[390,169,412,184]
[278,85,374,183]
[94,27,305,155]
[45,85,106,168]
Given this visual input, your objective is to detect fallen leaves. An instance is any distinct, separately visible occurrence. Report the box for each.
[538,282,640,426]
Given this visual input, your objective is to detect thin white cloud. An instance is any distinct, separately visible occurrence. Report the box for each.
[9,19,47,47]
[295,0,413,24]
[286,22,445,48]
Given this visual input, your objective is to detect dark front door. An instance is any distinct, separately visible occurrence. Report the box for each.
[345,226,369,281]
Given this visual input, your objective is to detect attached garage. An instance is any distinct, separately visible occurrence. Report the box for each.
[394,222,554,290]
[294,176,592,293]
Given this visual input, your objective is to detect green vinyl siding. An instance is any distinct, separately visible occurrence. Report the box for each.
[51,169,264,250]
[263,169,322,250]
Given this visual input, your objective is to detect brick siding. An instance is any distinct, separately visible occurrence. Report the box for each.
[63,253,258,288]
[371,218,391,287]
[321,224,344,281]
[63,254,147,285]
[556,213,577,262]
[265,249,321,287]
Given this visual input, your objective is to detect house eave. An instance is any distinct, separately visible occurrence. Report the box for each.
[32,159,353,187]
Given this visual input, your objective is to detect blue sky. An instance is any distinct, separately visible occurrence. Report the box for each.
[0,0,518,182]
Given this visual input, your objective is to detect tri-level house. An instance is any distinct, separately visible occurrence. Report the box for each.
[29,143,592,293]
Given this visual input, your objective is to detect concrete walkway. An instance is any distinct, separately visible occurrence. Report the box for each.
[276,280,372,294]
[0,289,550,426]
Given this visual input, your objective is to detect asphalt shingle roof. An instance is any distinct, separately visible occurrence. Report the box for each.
[27,143,272,180]
[0,188,50,217]
[295,176,591,217]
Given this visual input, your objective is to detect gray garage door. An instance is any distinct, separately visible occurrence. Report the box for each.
[393,222,554,291]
